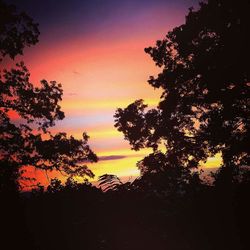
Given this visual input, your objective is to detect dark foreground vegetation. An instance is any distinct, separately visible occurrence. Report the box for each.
[1,0,250,249]
[2,176,250,250]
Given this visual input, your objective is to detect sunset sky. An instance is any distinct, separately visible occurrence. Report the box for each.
[4,0,221,185]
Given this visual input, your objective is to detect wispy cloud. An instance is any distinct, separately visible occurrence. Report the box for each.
[98,155,127,161]
[73,70,80,75]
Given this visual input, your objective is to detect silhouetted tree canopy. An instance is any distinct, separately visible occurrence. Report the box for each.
[0,62,97,192]
[1,1,250,250]
[0,1,97,193]
[0,0,39,60]
[115,0,250,184]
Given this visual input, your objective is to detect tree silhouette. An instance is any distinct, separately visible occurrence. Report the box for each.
[0,0,39,60]
[1,1,249,249]
[114,0,250,185]
[0,1,97,193]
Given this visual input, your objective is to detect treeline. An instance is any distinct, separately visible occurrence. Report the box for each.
[2,174,250,250]
[1,0,250,249]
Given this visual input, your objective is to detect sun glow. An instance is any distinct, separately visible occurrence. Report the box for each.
[6,0,219,187]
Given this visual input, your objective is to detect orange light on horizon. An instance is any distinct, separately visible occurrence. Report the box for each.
[6,1,220,190]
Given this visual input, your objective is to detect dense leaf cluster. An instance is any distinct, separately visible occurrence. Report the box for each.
[115,0,250,183]
[0,0,39,60]
[0,1,97,193]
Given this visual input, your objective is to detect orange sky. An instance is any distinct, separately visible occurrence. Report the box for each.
[3,0,221,187]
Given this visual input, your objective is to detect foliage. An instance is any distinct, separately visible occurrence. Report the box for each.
[0,61,97,192]
[115,0,250,184]
[14,176,249,250]
[98,174,123,191]
[0,1,97,193]
[0,0,39,60]
[1,1,249,249]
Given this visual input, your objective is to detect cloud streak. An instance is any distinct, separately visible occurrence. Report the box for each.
[9,0,199,181]
[98,155,127,161]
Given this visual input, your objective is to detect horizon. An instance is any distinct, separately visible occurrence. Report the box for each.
[2,0,221,187]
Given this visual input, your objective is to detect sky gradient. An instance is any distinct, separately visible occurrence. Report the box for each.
[4,0,221,186]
